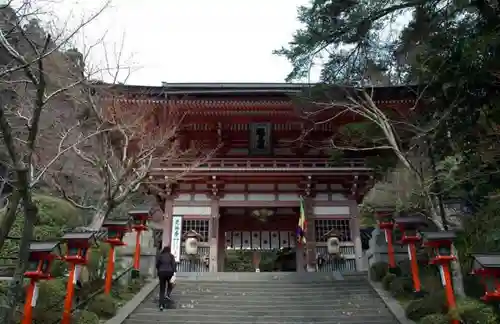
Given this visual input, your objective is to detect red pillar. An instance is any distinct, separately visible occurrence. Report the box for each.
[385,228,396,269]
[61,263,76,324]
[133,230,142,270]
[104,245,115,294]
[408,243,421,292]
[21,280,36,324]
[441,263,459,324]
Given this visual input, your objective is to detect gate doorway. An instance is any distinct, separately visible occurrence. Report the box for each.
[220,207,298,272]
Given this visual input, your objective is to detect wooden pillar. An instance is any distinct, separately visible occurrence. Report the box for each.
[303,197,316,272]
[162,199,174,249]
[217,220,225,271]
[296,242,305,273]
[209,198,220,272]
[349,201,364,271]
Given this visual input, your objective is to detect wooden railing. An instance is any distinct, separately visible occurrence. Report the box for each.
[159,158,369,169]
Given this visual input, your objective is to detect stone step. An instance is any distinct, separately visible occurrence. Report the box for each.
[126,313,396,324]
[170,287,374,294]
[123,274,399,324]
[142,301,386,309]
[146,296,380,304]
[147,292,381,303]
[172,280,368,286]
[125,320,394,324]
[133,307,393,316]
[174,272,365,282]
[168,281,367,290]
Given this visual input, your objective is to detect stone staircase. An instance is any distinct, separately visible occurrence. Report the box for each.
[124,272,399,324]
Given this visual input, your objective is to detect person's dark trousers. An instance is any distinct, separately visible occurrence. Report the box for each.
[158,271,174,307]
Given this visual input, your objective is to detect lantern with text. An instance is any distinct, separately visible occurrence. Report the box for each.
[421,231,458,324]
[470,253,500,302]
[102,219,131,294]
[394,216,427,296]
[22,241,61,324]
[374,206,398,273]
[129,209,152,278]
[60,232,97,324]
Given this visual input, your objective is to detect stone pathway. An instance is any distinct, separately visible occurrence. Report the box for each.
[123,272,399,324]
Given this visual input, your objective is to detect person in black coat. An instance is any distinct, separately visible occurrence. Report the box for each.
[156,245,177,310]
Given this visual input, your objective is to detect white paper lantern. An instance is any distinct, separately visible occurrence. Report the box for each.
[185,237,198,255]
[327,237,340,255]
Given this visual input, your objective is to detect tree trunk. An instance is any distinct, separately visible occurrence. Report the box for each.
[0,190,21,251]
[89,204,108,230]
[0,170,37,324]
[451,246,465,297]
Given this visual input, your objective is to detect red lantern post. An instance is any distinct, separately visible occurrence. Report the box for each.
[394,216,426,296]
[421,232,458,324]
[102,219,131,294]
[128,209,152,278]
[60,232,97,324]
[22,242,62,324]
[374,207,397,273]
[471,253,500,302]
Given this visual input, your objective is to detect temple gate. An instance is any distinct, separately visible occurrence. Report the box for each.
[104,83,416,273]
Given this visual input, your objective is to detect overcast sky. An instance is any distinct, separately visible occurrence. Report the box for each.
[46,0,318,85]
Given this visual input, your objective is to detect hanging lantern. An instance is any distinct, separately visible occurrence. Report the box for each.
[327,236,341,255]
[183,230,203,255]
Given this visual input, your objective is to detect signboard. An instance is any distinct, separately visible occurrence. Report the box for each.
[170,215,183,262]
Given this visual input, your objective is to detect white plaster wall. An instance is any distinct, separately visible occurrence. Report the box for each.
[313,206,350,215]
[175,193,192,201]
[248,184,274,190]
[331,193,348,200]
[247,193,276,201]
[314,193,329,201]
[221,194,246,201]
[277,193,300,201]
[173,206,211,215]
[193,194,210,201]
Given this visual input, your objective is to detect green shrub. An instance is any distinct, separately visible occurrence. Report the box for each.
[74,310,100,324]
[396,259,411,276]
[418,313,449,324]
[405,291,447,321]
[37,279,67,309]
[369,262,389,282]
[382,273,396,291]
[420,272,445,293]
[87,294,117,319]
[453,297,499,324]
[224,250,255,272]
[127,277,146,293]
[463,274,485,299]
[389,276,414,298]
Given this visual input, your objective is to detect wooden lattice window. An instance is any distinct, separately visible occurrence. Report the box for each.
[314,219,351,242]
[182,219,209,243]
